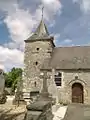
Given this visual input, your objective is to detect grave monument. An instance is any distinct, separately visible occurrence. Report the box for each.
[0,69,6,104]
[24,71,53,120]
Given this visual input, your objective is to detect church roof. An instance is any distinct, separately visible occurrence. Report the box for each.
[41,46,90,70]
[27,19,50,41]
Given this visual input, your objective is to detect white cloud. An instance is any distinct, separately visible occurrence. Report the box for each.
[3,4,37,50]
[54,33,61,40]
[73,0,78,2]
[2,0,62,49]
[82,0,90,13]
[34,0,62,21]
[49,20,56,27]
[41,0,62,20]
[73,0,90,13]
[53,33,61,45]
[55,38,73,46]
[0,0,62,71]
[0,46,24,72]
[41,0,62,13]
[63,39,72,43]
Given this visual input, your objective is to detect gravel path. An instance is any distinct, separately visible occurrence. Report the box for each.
[0,104,26,120]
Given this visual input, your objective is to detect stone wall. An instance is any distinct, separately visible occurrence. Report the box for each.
[22,36,90,104]
[57,70,90,104]
[22,40,54,98]
[45,69,90,105]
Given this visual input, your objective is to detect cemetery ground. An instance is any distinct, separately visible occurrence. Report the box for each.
[0,68,68,120]
[2,69,90,120]
[0,95,67,120]
[0,96,26,120]
[0,104,26,120]
[1,96,90,120]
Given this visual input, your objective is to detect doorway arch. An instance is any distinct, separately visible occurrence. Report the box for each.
[72,83,84,103]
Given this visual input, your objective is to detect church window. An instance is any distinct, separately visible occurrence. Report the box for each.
[54,72,62,86]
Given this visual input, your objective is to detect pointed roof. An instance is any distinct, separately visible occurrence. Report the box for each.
[27,19,51,40]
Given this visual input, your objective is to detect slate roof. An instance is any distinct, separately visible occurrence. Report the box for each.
[26,19,50,41]
[41,46,90,70]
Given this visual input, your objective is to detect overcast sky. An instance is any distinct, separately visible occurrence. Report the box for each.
[0,0,90,71]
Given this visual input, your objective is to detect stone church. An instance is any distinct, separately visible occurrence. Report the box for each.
[22,18,90,104]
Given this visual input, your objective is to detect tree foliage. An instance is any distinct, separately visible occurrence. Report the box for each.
[4,67,22,92]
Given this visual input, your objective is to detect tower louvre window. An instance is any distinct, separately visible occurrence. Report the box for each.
[54,72,62,86]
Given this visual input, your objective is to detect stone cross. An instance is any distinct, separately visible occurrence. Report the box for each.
[40,71,50,98]
[41,71,48,93]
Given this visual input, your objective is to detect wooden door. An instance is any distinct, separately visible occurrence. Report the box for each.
[72,83,83,103]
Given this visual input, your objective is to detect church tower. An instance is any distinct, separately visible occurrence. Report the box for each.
[22,18,55,99]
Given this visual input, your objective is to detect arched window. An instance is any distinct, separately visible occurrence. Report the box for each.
[54,72,62,86]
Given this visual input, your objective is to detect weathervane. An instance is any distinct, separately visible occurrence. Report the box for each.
[42,6,44,19]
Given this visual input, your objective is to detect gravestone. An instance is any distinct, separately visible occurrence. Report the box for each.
[13,78,26,106]
[25,101,53,120]
[0,69,6,104]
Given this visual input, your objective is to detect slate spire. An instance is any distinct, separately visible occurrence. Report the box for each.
[27,6,51,40]
[28,18,50,40]
[36,19,49,36]
[33,6,49,38]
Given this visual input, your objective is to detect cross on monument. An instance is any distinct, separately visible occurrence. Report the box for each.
[40,71,50,98]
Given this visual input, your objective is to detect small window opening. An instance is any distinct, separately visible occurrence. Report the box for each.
[35,62,38,65]
[34,81,36,87]
[36,48,39,51]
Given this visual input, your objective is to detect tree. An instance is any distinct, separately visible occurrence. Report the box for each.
[4,67,23,93]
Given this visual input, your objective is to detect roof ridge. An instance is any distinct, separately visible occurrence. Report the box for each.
[55,45,90,49]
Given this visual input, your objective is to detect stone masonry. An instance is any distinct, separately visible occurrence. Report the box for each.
[22,19,55,99]
[46,69,90,104]
[58,70,90,104]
